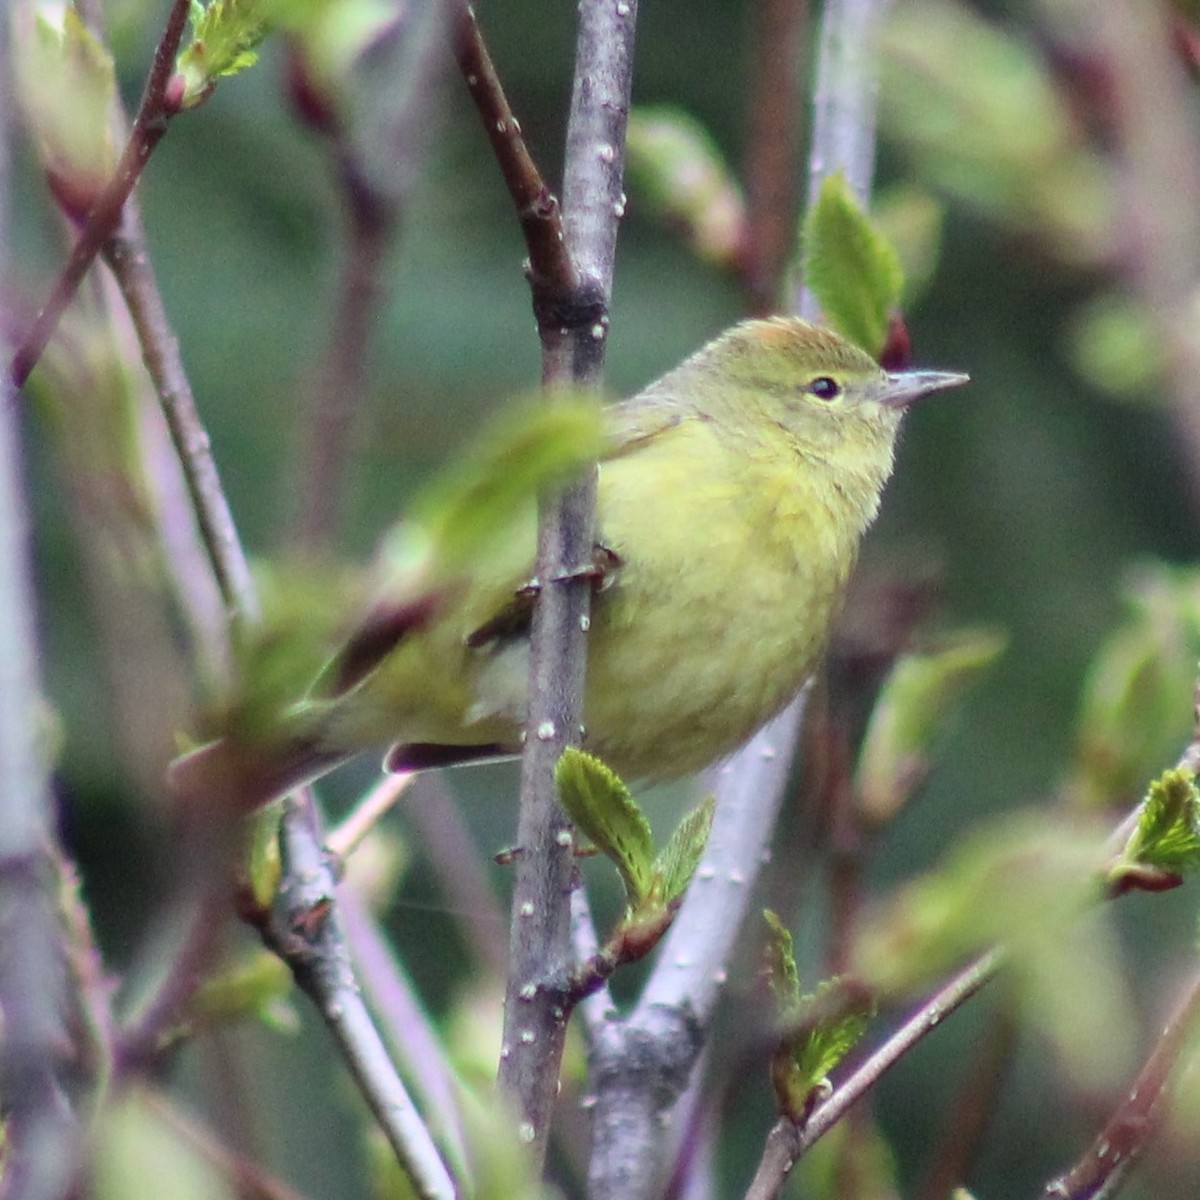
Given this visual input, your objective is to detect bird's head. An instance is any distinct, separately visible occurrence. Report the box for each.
[692,317,968,443]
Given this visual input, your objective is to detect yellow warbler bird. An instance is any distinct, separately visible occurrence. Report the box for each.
[172,317,966,809]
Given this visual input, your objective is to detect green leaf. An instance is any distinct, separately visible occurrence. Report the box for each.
[379,396,605,592]
[762,909,801,1010]
[856,627,1006,826]
[801,171,904,358]
[789,978,870,1094]
[626,106,747,268]
[1068,564,1200,807]
[13,7,117,211]
[555,749,654,904]
[189,950,295,1030]
[175,0,272,108]
[654,795,715,904]
[873,184,944,308]
[1120,768,1200,874]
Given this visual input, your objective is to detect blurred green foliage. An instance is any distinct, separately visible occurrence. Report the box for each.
[11,0,1200,1196]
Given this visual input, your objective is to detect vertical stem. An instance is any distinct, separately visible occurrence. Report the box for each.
[743,0,808,313]
[796,0,894,318]
[289,189,394,553]
[498,0,639,1168]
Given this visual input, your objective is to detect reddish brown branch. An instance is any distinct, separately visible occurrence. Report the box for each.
[743,0,807,313]
[452,5,581,312]
[9,0,190,389]
[1039,970,1200,1200]
[144,1091,313,1200]
[289,177,395,552]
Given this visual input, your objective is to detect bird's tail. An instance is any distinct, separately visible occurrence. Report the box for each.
[168,736,348,815]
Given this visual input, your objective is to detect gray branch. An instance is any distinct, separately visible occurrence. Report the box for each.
[266,799,456,1200]
[0,28,79,1198]
[498,0,639,1167]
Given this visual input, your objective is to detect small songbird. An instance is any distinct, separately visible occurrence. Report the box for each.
[171,317,967,809]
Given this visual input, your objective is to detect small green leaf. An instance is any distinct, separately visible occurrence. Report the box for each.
[626,106,747,268]
[14,7,117,212]
[654,795,715,904]
[555,749,654,904]
[873,184,944,308]
[1067,564,1200,807]
[189,950,295,1029]
[802,171,904,358]
[762,909,801,1010]
[856,627,1006,826]
[175,0,272,108]
[245,803,283,911]
[789,979,871,1094]
[380,396,605,591]
[1120,768,1200,874]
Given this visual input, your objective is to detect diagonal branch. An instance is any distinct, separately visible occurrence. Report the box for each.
[1039,968,1200,1200]
[263,797,456,1200]
[10,0,190,389]
[452,5,579,305]
[104,201,260,629]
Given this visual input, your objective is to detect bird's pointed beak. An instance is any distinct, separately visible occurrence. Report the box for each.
[881,369,970,408]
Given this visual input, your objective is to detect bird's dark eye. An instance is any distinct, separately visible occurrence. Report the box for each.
[808,376,842,401]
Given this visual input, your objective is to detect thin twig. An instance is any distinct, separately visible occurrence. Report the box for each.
[799,950,1000,1153]
[743,1119,803,1200]
[104,202,260,629]
[339,886,471,1179]
[742,951,1000,1200]
[290,185,395,552]
[143,1090,314,1200]
[51,842,116,1111]
[1039,968,1200,1200]
[265,796,456,1200]
[326,771,415,861]
[453,5,579,305]
[115,887,230,1075]
[9,0,190,389]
